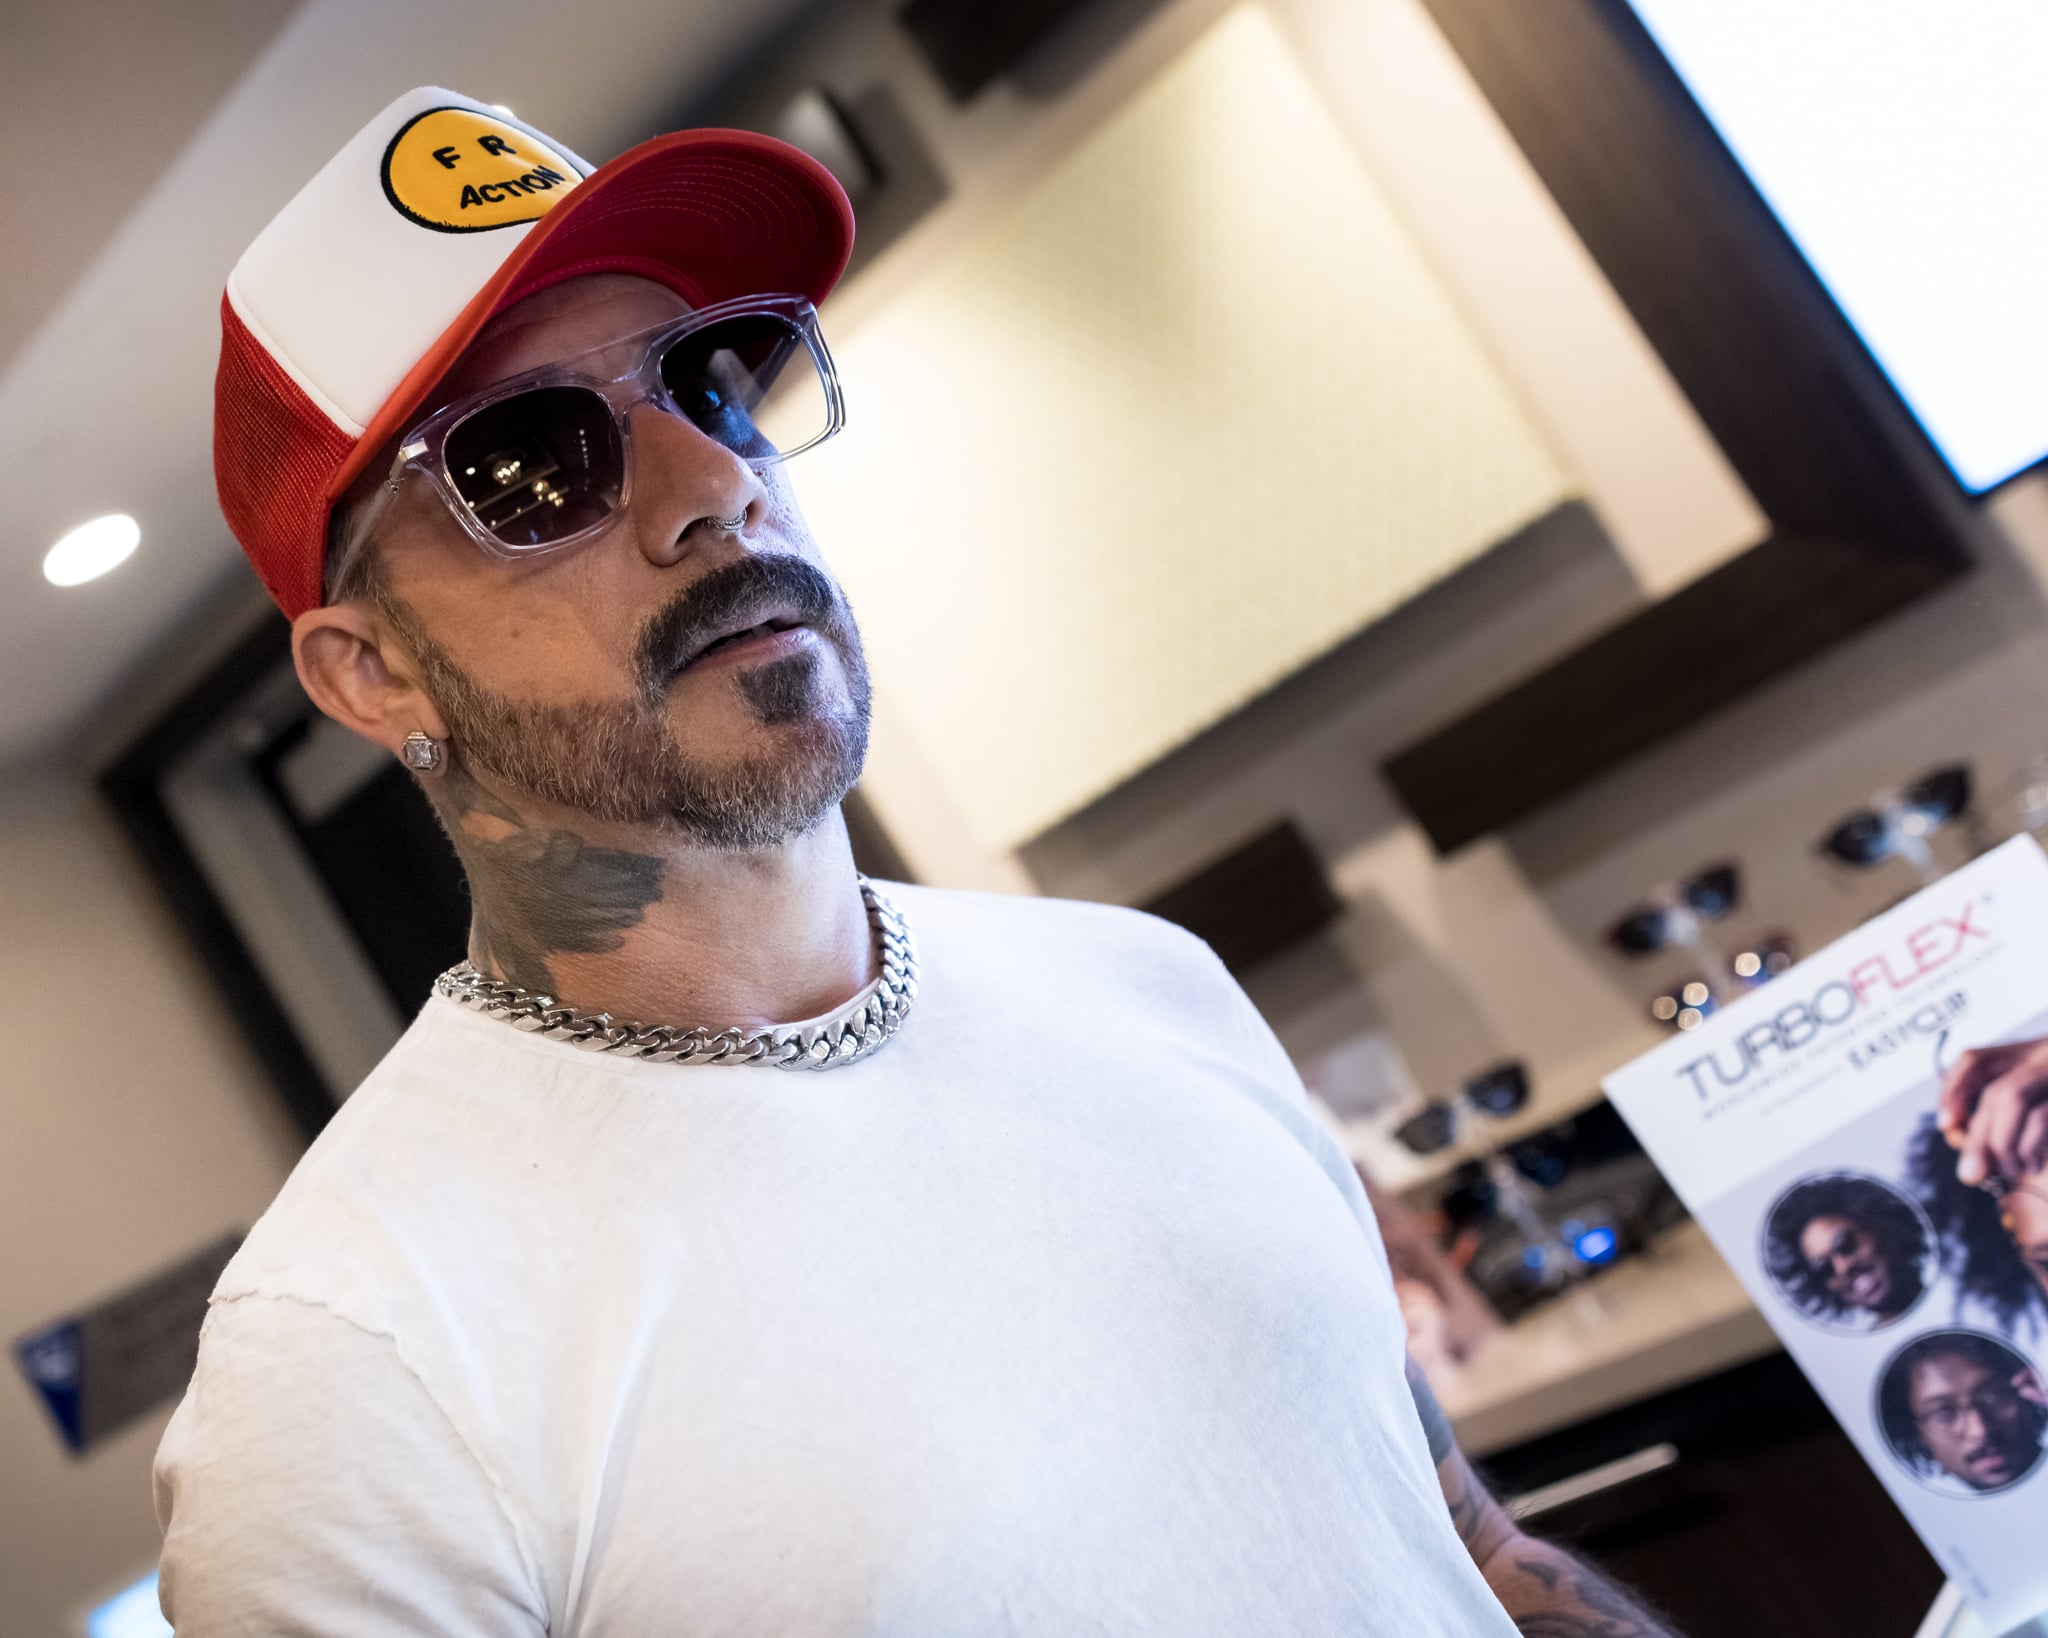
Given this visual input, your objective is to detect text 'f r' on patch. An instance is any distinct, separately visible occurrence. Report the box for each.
[381,106,586,233]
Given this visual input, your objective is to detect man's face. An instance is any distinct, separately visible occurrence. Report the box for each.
[366,273,869,846]
[1909,1352,2042,1490]
[1798,1213,1895,1313]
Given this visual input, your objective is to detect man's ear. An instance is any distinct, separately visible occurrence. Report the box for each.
[291,602,448,757]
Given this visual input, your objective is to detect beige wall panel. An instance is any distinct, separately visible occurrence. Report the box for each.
[1269,0,1768,601]
[800,3,1571,848]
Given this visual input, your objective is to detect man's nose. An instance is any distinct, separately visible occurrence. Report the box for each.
[625,399,767,568]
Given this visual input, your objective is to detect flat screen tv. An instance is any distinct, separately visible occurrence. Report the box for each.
[1625,0,2048,494]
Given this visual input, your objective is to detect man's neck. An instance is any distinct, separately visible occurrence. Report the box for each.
[430,758,875,1031]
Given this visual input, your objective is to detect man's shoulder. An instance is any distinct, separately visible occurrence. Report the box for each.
[208,999,515,1318]
[885,880,1263,1063]
[885,880,1224,975]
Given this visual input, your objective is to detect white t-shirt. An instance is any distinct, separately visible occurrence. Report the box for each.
[154,885,1516,1637]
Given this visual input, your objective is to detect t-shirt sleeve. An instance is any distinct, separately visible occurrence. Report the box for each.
[155,1293,547,1637]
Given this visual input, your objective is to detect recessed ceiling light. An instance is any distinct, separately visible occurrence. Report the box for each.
[43,513,140,587]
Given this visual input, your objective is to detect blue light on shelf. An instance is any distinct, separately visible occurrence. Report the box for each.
[1572,1225,1620,1266]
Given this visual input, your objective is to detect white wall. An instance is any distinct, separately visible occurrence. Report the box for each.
[0,771,301,1638]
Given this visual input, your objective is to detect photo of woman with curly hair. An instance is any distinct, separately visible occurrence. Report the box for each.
[1760,1171,1933,1330]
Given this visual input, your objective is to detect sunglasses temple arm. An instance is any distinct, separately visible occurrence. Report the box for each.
[323,446,417,605]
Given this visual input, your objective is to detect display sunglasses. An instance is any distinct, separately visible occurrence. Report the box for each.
[1605,862,1740,958]
[371,293,844,560]
[1818,764,1972,869]
[1392,1061,1530,1155]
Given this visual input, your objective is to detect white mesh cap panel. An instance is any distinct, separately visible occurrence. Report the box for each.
[227,87,593,435]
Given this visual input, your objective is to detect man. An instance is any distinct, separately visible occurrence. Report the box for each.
[1878,1332,2048,1494]
[156,88,1678,1635]
[1759,1172,1929,1328]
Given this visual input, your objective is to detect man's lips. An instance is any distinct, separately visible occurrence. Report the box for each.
[671,605,809,673]
[631,556,844,703]
[676,620,816,674]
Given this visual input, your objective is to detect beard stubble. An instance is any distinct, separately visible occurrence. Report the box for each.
[383,556,873,849]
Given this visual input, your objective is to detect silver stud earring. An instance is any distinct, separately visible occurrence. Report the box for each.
[400,730,445,774]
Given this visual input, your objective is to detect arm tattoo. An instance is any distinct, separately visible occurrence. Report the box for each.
[434,762,665,995]
[1405,1357,1679,1635]
[1445,1468,1486,1548]
[1504,1549,1679,1638]
[1516,1557,1560,1593]
[1407,1356,1497,1553]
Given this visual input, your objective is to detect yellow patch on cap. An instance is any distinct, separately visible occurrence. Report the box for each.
[381,107,583,234]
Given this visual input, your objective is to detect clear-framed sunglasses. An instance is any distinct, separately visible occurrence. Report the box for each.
[1818,763,1973,884]
[354,292,844,563]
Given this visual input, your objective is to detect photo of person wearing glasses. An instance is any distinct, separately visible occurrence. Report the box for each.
[1760,1172,1933,1331]
[1876,1330,2048,1494]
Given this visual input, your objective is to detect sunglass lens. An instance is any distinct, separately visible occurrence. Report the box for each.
[1684,863,1739,920]
[660,314,828,463]
[1608,908,1669,957]
[444,386,622,548]
[1394,1101,1458,1155]
[1822,812,1890,866]
[1907,765,1971,826]
[1465,1062,1529,1117]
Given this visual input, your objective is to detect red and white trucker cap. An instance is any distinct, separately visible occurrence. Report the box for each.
[216,87,855,618]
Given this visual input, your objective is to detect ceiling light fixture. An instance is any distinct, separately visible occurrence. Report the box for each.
[43,514,140,587]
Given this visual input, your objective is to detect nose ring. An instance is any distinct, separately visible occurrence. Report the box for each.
[709,511,746,533]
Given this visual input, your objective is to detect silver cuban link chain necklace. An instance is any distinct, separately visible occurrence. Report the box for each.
[432,877,917,1071]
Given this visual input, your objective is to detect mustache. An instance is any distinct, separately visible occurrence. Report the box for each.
[633,553,842,703]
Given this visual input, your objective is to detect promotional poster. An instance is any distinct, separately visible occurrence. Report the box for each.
[1605,836,2048,1635]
